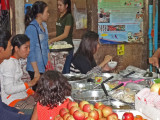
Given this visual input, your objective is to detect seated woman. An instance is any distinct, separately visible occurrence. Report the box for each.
[70,31,113,75]
[0,34,40,109]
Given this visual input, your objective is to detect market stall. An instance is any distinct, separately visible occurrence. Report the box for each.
[60,66,160,120]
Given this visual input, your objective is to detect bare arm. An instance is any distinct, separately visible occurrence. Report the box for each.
[149,48,160,67]
[31,62,40,77]
[152,48,160,58]
[98,55,112,68]
[31,104,38,120]
[26,62,40,87]
[48,26,71,44]
[48,32,56,38]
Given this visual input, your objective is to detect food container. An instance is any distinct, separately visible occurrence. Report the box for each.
[71,89,110,105]
[63,73,88,84]
[71,82,97,93]
[110,98,134,109]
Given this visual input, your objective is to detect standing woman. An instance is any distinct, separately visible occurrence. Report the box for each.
[25,1,50,90]
[49,0,74,74]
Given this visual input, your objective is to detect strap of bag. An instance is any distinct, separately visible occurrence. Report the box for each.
[29,24,46,69]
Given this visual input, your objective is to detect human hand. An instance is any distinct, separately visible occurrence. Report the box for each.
[48,40,52,45]
[103,64,111,71]
[34,71,40,78]
[28,72,40,87]
[18,111,24,114]
[149,56,159,68]
[103,55,113,64]
[33,72,40,83]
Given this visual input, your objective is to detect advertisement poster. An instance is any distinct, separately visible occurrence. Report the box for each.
[98,0,144,44]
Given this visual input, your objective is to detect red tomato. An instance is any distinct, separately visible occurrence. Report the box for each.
[122,112,134,120]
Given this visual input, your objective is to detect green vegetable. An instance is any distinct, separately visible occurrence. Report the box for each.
[154,78,160,83]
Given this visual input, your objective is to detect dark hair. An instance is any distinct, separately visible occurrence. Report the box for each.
[11,34,30,55]
[61,0,71,14]
[36,70,71,109]
[75,31,99,61]
[25,1,48,27]
[0,28,11,50]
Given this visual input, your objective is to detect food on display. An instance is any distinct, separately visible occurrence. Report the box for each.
[109,88,136,103]
[150,83,160,93]
[122,112,134,120]
[107,82,124,90]
[49,41,73,49]
[107,112,118,120]
[55,101,149,120]
[94,102,103,109]
[67,101,79,110]
[79,101,89,110]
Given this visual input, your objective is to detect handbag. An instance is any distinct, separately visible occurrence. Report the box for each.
[29,24,54,71]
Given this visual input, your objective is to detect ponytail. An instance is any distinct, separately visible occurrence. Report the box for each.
[25,1,48,27]
[25,6,33,27]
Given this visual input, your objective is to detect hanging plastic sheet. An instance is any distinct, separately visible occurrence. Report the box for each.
[73,4,87,29]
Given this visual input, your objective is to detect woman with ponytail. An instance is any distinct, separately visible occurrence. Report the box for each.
[48,0,74,74]
[25,1,50,91]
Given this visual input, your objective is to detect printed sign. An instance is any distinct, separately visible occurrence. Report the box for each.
[98,0,144,44]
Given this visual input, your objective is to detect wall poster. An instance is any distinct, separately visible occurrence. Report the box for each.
[98,0,144,44]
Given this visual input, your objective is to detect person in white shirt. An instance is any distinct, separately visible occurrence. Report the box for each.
[0,34,40,109]
[0,28,31,120]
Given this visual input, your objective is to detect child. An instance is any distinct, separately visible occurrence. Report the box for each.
[31,70,71,120]
[0,34,40,109]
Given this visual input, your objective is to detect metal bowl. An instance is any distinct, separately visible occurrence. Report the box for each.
[71,82,96,92]
[71,89,110,105]
[64,73,88,84]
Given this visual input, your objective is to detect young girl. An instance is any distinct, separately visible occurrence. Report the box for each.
[31,70,71,120]
[0,34,39,109]
[25,1,50,91]
[49,0,74,74]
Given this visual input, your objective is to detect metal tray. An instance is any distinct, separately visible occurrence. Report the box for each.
[50,48,73,52]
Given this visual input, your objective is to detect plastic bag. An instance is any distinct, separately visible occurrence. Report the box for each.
[45,61,54,71]
[73,4,87,29]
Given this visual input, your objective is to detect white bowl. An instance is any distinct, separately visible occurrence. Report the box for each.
[108,61,117,69]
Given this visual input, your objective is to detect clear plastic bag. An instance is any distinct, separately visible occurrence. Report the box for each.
[73,4,87,29]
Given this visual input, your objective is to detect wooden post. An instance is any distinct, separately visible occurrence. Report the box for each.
[87,0,98,32]
[9,0,25,35]
[9,0,16,35]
